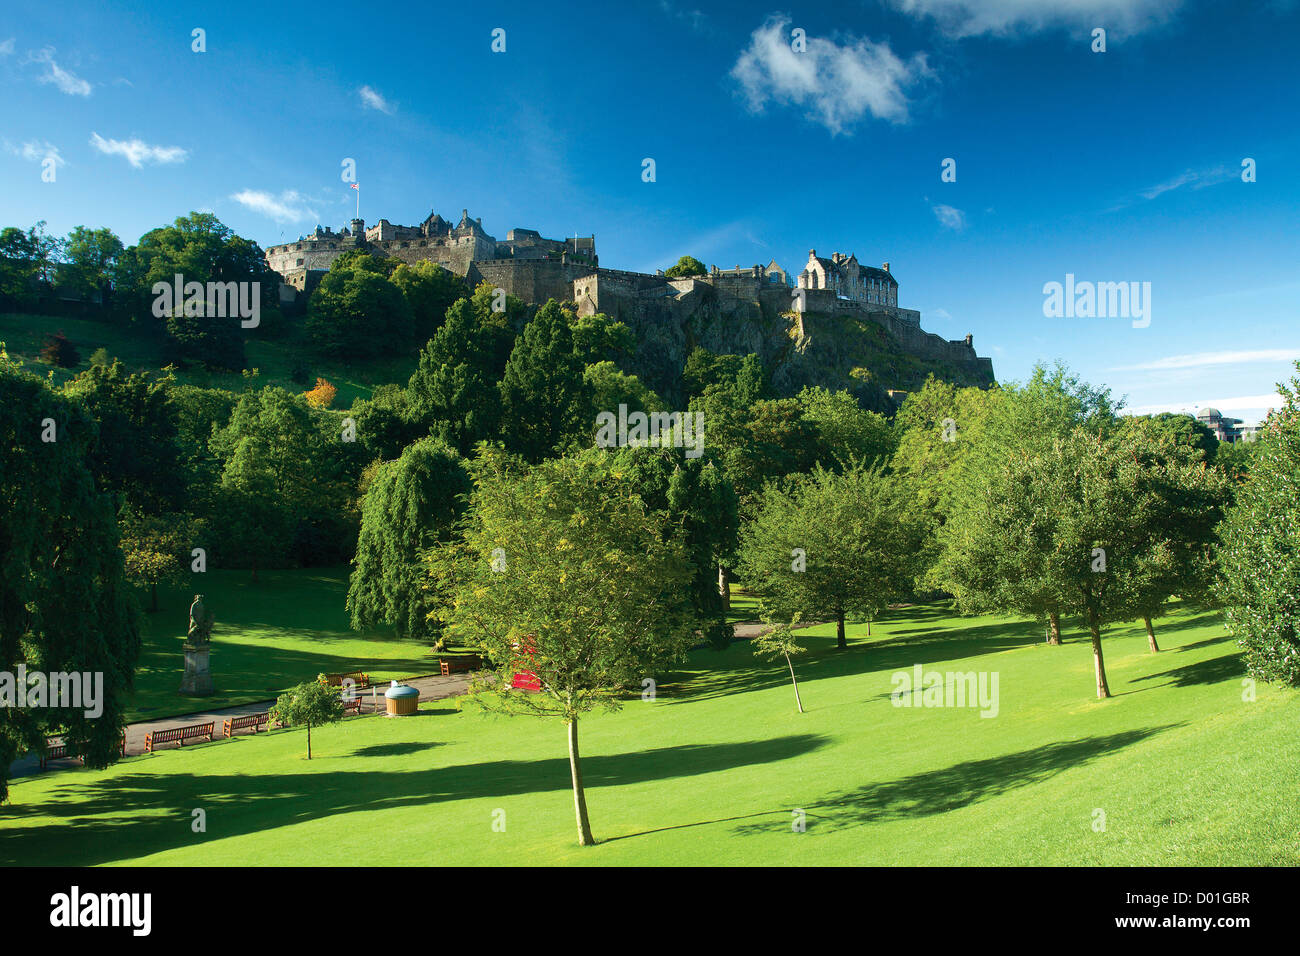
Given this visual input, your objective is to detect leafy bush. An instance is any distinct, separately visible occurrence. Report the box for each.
[1216,365,1300,685]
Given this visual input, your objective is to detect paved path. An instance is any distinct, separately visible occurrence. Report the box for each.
[11,672,471,780]
[15,620,810,780]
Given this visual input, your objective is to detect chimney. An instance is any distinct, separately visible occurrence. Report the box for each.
[882,262,891,273]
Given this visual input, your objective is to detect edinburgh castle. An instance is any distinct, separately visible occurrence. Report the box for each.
[264,209,995,403]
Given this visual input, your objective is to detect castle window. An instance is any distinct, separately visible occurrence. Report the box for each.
[296,258,304,266]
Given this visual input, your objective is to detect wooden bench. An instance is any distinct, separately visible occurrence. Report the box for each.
[341,697,363,716]
[144,722,214,753]
[223,712,269,738]
[439,655,482,677]
[321,671,370,689]
[39,733,126,768]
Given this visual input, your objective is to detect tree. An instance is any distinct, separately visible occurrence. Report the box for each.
[0,222,61,310]
[753,614,807,713]
[270,678,344,759]
[390,260,465,343]
[1118,416,1228,652]
[0,366,140,799]
[40,331,80,368]
[605,444,739,648]
[303,377,337,410]
[738,462,925,650]
[57,226,124,303]
[1216,364,1300,685]
[407,298,503,453]
[350,384,425,461]
[796,385,895,467]
[929,365,1115,643]
[347,437,471,638]
[307,254,413,358]
[941,424,1178,699]
[499,300,593,462]
[430,449,695,845]
[63,361,182,514]
[112,212,281,367]
[208,387,354,575]
[664,255,707,278]
[119,510,194,612]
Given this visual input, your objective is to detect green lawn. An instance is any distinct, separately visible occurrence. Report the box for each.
[5,600,1297,866]
[129,569,440,722]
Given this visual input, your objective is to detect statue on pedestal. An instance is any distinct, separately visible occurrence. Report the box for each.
[180,594,216,696]
[187,594,214,645]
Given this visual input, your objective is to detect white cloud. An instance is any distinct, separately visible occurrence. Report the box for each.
[231,189,319,224]
[89,132,188,167]
[731,15,931,134]
[0,38,15,56]
[11,140,65,168]
[932,203,966,230]
[359,85,394,114]
[1138,164,1236,200]
[26,47,92,96]
[888,0,1182,37]
[1113,349,1300,372]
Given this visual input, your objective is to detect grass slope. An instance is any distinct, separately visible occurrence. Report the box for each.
[129,569,438,722]
[0,311,416,407]
[4,602,1297,866]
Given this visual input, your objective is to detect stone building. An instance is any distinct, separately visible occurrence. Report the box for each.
[799,250,898,308]
[263,208,596,296]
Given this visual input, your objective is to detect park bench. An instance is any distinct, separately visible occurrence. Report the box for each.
[341,696,363,716]
[439,655,482,677]
[39,733,126,768]
[143,722,214,753]
[223,712,269,738]
[321,672,370,689]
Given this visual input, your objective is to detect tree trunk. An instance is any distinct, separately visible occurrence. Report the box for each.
[306,722,312,760]
[1144,616,1159,653]
[567,717,595,846]
[150,581,159,613]
[1047,611,1061,646]
[836,612,846,650]
[717,565,731,612]
[785,653,804,714]
[1087,611,1111,699]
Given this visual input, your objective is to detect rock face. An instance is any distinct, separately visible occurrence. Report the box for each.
[577,277,995,407]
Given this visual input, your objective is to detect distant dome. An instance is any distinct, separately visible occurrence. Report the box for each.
[1196,408,1221,420]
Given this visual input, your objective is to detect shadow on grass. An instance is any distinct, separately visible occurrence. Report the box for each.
[1131,654,1243,689]
[731,726,1177,835]
[350,742,441,758]
[668,610,1045,705]
[0,734,829,866]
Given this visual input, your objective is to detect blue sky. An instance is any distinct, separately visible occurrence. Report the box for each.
[2,0,1298,423]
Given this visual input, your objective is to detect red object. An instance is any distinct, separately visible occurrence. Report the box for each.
[512,637,540,692]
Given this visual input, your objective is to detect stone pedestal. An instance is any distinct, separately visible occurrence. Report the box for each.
[179,642,214,696]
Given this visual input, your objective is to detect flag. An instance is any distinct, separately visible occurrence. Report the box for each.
[350,183,359,190]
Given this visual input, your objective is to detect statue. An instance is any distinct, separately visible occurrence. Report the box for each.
[187,594,215,645]
[181,595,216,695]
